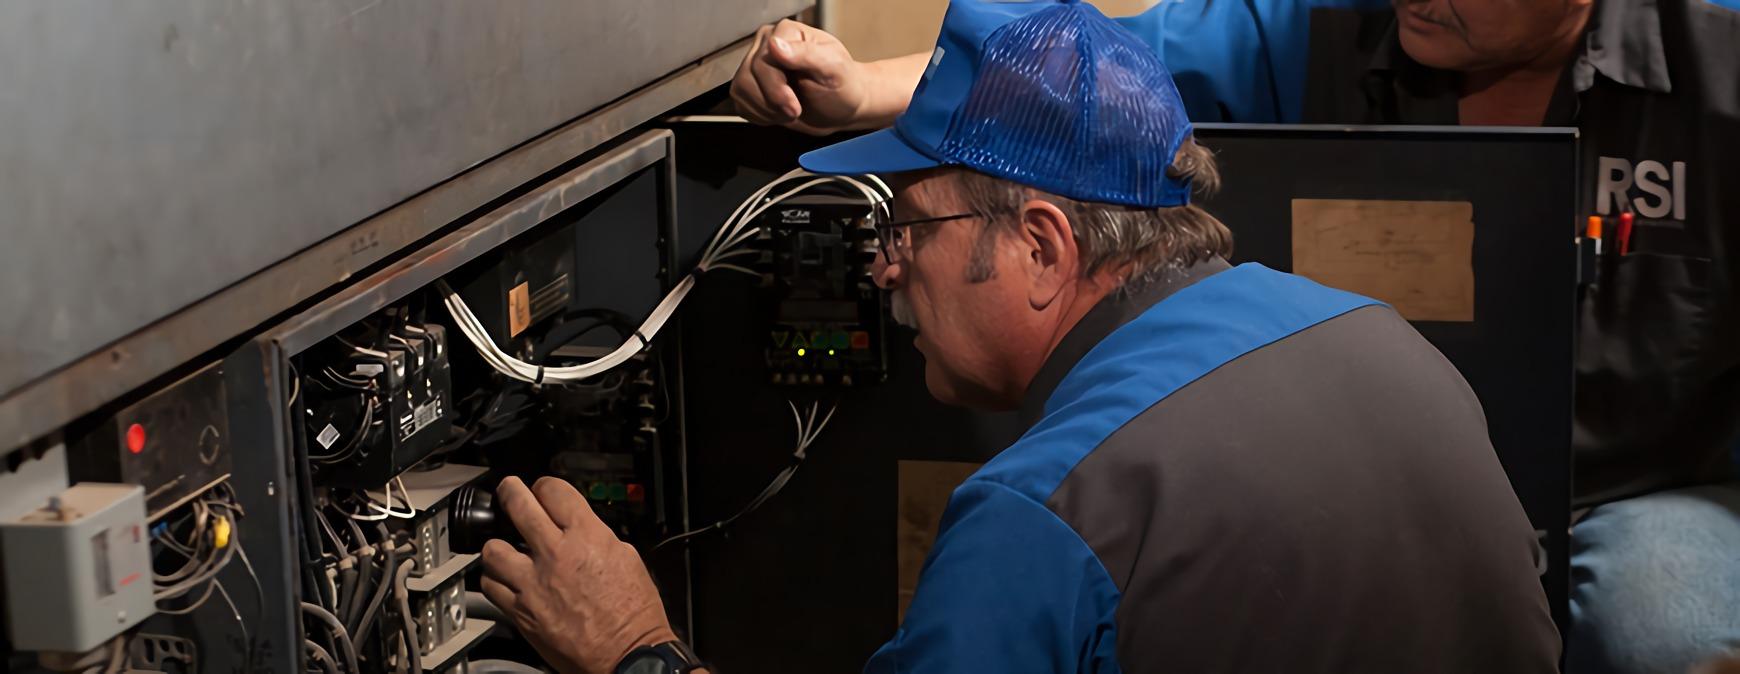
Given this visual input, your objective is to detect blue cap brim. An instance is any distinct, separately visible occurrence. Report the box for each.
[798,127,943,176]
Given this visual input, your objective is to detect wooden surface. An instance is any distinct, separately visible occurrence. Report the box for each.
[822,0,1160,61]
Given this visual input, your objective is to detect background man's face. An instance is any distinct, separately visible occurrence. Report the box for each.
[1392,0,1575,72]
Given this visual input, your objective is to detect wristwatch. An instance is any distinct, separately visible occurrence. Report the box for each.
[613,641,705,674]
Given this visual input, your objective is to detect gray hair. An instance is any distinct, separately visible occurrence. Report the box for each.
[948,137,1233,290]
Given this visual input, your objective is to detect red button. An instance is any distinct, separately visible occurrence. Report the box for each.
[625,483,645,503]
[126,423,147,454]
[850,331,870,349]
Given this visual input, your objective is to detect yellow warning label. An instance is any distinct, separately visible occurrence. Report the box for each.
[508,282,532,337]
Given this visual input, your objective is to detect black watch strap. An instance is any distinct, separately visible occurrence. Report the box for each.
[614,640,705,674]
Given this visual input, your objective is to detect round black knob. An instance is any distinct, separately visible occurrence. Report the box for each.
[449,484,520,554]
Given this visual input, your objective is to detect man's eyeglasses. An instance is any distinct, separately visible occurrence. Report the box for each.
[873,212,981,265]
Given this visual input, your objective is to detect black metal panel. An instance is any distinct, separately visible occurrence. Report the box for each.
[216,339,306,673]
[1192,124,1578,632]
[676,123,1576,669]
[67,363,232,520]
[670,121,1021,672]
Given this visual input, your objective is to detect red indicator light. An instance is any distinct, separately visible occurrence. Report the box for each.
[126,424,147,454]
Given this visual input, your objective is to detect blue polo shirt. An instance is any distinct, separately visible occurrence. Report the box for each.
[1114,0,1386,123]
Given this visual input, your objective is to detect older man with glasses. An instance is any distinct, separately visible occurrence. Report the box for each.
[477,2,1561,672]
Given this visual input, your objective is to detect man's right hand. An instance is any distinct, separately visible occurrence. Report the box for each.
[730,20,925,136]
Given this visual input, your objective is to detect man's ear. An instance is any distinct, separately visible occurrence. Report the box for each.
[1018,198,1078,310]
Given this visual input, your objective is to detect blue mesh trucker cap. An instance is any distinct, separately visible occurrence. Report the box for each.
[799,0,1196,208]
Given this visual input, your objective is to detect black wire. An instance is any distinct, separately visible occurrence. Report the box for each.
[353,530,398,645]
[212,582,249,670]
[542,307,639,362]
[375,312,395,352]
[413,292,429,327]
[344,535,376,632]
[302,602,360,674]
[336,565,359,625]
[560,307,637,334]
[567,320,630,345]
[305,639,338,674]
[428,425,481,460]
[394,560,423,674]
[287,379,330,609]
[652,359,673,426]
[311,393,375,462]
[651,455,804,554]
[234,539,265,670]
[321,367,374,390]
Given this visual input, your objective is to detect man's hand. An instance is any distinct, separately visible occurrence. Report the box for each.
[479,476,676,674]
[732,20,867,134]
[731,20,927,135]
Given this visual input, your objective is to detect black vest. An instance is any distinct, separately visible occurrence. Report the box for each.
[1303,1,1740,506]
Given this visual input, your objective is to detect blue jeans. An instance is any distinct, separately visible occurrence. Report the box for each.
[1568,482,1740,674]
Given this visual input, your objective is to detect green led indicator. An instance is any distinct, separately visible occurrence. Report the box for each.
[827,349,835,356]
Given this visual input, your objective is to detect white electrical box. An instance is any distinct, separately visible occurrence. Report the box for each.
[1,483,155,652]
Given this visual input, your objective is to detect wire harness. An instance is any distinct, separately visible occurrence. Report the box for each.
[438,170,891,385]
[653,400,838,552]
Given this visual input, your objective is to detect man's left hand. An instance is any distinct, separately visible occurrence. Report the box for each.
[479,476,677,674]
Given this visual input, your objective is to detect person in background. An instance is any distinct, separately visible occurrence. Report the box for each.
[478,1,1561,672]
[730,0,1740,671]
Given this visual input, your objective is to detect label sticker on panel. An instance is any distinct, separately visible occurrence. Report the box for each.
[508,282,532,336]
[412,401,441,435]
[316,423,341,449]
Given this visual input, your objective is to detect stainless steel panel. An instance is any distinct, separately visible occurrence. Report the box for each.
[270,129,674,355]
[0,444,68,523]
[2,18,793,450]
[0,0,807,396]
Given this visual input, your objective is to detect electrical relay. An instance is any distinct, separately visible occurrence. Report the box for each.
[302,313,456,489]
[753,193,889,387]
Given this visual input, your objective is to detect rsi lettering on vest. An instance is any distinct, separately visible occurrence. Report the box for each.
[1596,156,1688,220]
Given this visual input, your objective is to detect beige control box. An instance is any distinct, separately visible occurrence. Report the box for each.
[1,483,154,652]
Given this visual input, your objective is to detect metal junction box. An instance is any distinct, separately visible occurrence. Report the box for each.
[1,483,155,652]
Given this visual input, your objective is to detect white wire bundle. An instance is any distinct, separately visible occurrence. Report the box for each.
[785,399,838,460]
[695,169,893,277]
[439,169,891,385]
[339,477,418,521]
[652,399,838,552]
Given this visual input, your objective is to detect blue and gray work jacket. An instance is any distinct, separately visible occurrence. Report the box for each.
[866,261,1560,673]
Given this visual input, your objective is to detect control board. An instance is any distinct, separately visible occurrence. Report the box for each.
[753,194,889,387]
